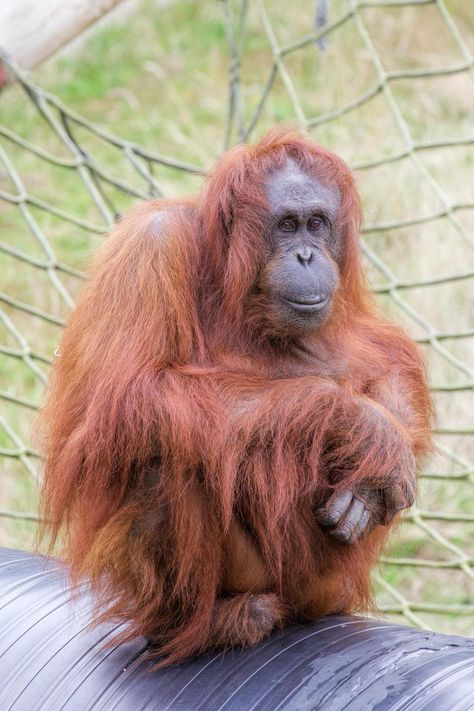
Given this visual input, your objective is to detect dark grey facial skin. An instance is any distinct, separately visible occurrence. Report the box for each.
[262,159,341,332]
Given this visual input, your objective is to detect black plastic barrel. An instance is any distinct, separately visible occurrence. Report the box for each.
[0,547,473,710]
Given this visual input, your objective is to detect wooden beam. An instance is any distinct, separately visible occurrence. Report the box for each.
[0,0,128,69]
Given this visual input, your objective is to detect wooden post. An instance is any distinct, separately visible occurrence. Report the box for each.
[0,0,129,69]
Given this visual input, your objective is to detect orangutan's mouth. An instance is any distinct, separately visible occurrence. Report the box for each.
[282,295,330,312]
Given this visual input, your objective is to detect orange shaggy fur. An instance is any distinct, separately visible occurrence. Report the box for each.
[39,129,433,665]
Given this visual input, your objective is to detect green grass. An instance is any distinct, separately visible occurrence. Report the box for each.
[0,0,473,634]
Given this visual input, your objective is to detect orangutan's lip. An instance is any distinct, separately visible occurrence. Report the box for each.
[282,295,329,312]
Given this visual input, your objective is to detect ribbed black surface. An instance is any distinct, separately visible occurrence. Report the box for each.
[0,547,473,710]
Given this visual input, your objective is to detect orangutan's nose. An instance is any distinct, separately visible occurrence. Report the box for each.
[296,246,313,265]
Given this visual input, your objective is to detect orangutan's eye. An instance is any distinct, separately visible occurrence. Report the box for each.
[308,216,323,230]
[278,217,297,232]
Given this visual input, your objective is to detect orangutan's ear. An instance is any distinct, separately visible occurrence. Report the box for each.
[203,144,251,242]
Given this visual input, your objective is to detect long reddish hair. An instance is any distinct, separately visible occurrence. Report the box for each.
[39,128,433,664]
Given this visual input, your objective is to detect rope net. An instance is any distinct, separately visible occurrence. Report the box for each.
[0,0,472,634]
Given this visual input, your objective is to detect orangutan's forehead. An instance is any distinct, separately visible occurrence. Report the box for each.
[264,159,340,216]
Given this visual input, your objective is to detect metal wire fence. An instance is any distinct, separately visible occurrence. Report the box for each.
[0,0,473,633]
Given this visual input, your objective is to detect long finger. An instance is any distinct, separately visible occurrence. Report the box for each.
[331,497,366,543]
[315,489,353,528]
[352,508,373,541]
[384,481,414,523]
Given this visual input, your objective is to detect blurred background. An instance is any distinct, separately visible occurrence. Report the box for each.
[0,0,473,635]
